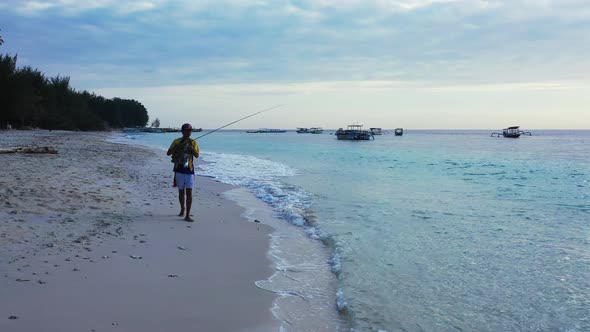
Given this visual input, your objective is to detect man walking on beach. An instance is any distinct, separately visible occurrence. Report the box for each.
[167,123,200,222]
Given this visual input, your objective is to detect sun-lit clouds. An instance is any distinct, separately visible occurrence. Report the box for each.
[4,0,588,87]
[7,0,162,16]
[6,0,590,20]
[486,0,590,22]
[96,79,589,98]
[94,79,590,129]
[1,0,589,128]
[15,1,57,15]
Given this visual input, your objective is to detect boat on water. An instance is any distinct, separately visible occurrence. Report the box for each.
[297,127,323,134]
[394,128,403,136]
[142,127,165,133]
[310,127,324,134]
[158,127,202,133]
[122,127,142,133]
[124,127,199,134]
[335,124,374,140]
[491,126,532,138]
[370,128,382,135]
[246,128,287,133]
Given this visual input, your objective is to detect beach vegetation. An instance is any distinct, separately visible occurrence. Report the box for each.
[0,53,148,130]
[151,118,160,128]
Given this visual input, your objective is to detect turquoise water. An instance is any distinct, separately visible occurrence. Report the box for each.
[126,130,590,331]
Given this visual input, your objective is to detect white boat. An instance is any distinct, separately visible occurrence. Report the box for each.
[310,127,324,134]
[335,124,374,140]
[370,128,382,135]
[246,128,287,133]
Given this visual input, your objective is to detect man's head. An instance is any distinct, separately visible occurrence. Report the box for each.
[181,123,192,138]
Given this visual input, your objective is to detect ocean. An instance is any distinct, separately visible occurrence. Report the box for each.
[122,129,590,331]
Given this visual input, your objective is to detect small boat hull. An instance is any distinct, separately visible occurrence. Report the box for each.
[370,128,382,135]
[247,129,287,133]
[336,134,373,140]
[502,133,521,138]
[310,127,323,134]
[335,131,374,140]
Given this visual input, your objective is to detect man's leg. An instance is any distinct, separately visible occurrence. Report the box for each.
[184,188,193,222]
[184,174,195,222]
[178,189,185,217]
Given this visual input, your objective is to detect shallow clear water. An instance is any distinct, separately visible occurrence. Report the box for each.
[127,129,590,331]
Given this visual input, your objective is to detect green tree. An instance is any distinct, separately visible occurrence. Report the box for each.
[0,52,149,130]
[151,118,160,128]
[0,54,18,125]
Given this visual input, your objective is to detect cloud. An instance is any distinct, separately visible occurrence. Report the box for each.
[10,0,161,16]
[7,0,590,20]
[1,0,589,89]
[96,80,588,99]
[94,79,590,129]
[2,0,589,129]
[15,1,57,15]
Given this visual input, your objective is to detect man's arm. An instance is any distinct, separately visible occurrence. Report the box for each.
[167,140,180,156]
[167,145,176,156]
[190,140,199,158]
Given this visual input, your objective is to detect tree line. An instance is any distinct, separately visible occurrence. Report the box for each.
[0,33,149,130]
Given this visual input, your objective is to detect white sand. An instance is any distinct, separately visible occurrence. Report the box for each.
[0,130,279,331]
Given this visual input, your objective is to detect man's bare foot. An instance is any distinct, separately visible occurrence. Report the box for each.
[178,209,185,217]
[184,216,194,222]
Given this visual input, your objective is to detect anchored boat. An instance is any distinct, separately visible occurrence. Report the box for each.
[335,124,374,140]
[310,127,324,134]
[246,128,287,133]
[142,127,165,133]
[394,128,403,136]
[122,127,142,133]
[297,127,324,134]
[370,128,382,135]
[491,126,532,138]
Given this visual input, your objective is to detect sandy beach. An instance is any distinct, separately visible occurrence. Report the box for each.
[0,130,279,332]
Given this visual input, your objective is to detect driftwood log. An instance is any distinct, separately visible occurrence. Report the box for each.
[0,146,58,154]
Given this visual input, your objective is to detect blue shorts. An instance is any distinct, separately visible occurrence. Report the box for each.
[175,173,195,190]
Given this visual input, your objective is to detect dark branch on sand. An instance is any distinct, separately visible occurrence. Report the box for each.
[0,146,58,154]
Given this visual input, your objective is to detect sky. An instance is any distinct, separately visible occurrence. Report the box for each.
[1,0,589,129]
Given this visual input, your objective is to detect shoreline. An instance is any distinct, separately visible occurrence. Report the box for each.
[0,130,280,331]
[113,131,350,331]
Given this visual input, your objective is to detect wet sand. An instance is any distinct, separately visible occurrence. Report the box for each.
[0,130,279,331]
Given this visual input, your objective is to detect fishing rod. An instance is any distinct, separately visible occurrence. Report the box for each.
[194,104,284,140]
